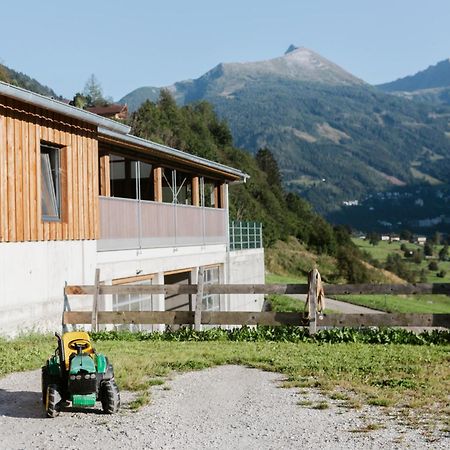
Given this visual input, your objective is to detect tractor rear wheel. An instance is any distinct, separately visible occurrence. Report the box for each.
[45,384,61,418]
[41,366,49,405]
[100,379,120,414]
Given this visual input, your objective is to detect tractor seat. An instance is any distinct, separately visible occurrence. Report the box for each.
[62,331,94,370]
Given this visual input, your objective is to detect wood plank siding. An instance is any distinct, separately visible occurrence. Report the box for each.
[0,95,99,242]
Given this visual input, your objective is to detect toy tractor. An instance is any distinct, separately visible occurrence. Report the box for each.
[41,331,120,417]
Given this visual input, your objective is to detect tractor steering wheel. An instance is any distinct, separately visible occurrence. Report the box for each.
[68,339,90,351]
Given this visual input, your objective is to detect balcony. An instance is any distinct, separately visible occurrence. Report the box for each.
[98,196,227,251]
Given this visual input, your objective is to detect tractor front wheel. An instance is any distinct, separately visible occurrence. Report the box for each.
[45,384,61,418]
[100,379,120,414]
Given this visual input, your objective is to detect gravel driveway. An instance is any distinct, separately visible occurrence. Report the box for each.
[288,294,385,314]
[0,366,446,449]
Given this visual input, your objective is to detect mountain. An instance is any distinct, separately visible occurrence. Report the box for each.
[0,63,59,98]
[378,58,450,92]
[122,46,364,108]
[121,47,450,217]
[377,58,450,105]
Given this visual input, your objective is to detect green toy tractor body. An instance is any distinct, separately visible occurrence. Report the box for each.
[42,331,120,417]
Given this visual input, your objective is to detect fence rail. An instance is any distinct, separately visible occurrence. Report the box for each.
[64,282,450,296]
[63,311,450,328]
[63,271,450,332]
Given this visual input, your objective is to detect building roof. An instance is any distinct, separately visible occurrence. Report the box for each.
[86,104,127,116]
[0,81,130,134]
[0,81,248,182]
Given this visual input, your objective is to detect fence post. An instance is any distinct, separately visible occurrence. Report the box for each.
[308,268,319,335]
[194,267,205,331]
[91,268,100,333]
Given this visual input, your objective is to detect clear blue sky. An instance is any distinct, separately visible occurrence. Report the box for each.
[1,0,449,100]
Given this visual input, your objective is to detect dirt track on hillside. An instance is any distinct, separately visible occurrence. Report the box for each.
[0,366,446,449]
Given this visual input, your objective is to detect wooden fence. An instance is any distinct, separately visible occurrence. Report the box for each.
[63,269,450,333]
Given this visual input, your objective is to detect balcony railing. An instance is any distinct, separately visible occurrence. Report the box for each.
[229,221,263,250]
[98,196,227,251]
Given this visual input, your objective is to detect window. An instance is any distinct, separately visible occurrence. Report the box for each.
[202,267,220,311]
[200,177,218,208]
[41,143,61,220]
[110,155,138,199]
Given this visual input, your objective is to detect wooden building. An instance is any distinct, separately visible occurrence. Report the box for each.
[0,82,264,335]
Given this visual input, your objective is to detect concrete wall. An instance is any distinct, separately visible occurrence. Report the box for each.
[226,248,265,311]
[0,241,96,336]
[96,244,228,282]
[0,242,266,336]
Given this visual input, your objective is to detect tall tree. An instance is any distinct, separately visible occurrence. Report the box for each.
[82,74,107,107]
[256,148,282,189]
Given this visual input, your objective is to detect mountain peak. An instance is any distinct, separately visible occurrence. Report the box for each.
[285,44,299,55]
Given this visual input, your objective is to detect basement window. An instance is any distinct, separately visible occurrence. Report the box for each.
[41,143,61,221]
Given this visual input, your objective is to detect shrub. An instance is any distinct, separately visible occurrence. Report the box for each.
[428,261,439,271]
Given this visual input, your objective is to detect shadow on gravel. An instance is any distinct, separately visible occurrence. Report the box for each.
[0,389,44,418]
[0,389,107,418]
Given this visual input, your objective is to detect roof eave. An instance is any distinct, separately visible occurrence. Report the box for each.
[0,81,130,135]
[98,127,249,182]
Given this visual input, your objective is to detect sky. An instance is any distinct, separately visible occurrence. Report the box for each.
[1,0,449,100]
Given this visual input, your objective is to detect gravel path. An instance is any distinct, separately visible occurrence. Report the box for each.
[0,366,446,450]
[289,294,385,314]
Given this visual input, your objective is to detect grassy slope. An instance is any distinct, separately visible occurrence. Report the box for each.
[1,335,448,415]
[353,238,450,282]
[340,238,450,312]
[265,248,450,313]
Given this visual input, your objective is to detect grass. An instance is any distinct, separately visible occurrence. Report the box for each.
[311,401,329,410]
[352,238,450,283]
[2,334,448,416]
[267,293,306,312]
[267,293,337,314]
[352,238,419,263]
[333,294,450,313]
[265,273,307,284]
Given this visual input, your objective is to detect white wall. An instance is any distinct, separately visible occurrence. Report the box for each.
[96,244,228,282]
[0,242,266,336]
[0,241,96,336]
[226,248,265,311]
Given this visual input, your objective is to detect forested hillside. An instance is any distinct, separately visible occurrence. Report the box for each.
[377,58,450,106]
[121,47,450,216]
[129,91,387,283]
[0,63,59,98]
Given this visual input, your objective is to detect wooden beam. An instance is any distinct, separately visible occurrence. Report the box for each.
[91,268,100,332]
[220,182,228,210]
[192,176,200,206]
[308,269,318,334]
[64,311,195,325]
[323,283,450,295]
[65,282,450,297]
[154,167,162,202]
[99,155,110,196]
[320,313,450,328]
[202,312,308,326]
[213,183,219,208]
[65,284,198,296]
[62,311,450,328]
[194,267,204,331]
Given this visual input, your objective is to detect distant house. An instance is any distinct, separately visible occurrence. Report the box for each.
[381,235,390,241]
[86,103,128,120]
[417,236,427,245]
[390,235,400,242]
